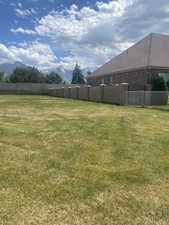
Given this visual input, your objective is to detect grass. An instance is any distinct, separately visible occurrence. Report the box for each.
[0,95,169,225]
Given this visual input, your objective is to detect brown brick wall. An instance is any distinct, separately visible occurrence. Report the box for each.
[87,70,150,90]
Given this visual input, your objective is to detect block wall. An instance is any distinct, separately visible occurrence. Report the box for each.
[48,84,129,105]
[89,86,102,102]
[0,83,62,95]
[78,86,90,100]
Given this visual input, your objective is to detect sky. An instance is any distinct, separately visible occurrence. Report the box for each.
[0,0,169,73]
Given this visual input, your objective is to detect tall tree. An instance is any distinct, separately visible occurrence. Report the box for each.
[0,71,4,82]
[46,72,63,84]
[9,67,45,83]
[71,63,85,84]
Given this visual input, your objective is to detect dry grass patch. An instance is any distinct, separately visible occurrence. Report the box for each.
[0,95,169,225]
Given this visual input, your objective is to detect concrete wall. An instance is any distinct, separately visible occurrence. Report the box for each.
[48,88,57,97]
[63,87,71,98]
[1,83,166,105]
[78,86,90,100]
[48,83,129,105]
[89,86,102,102]
[0,83,62,95]
[102,84,128,105]
[57,88,64,98]
[70,87,79,99]
[126,91,168,106]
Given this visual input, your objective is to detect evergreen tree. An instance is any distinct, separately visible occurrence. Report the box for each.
[46,72,63,84]
[9,67,45,83]
[0,71,4,82]
[71,63,85,84]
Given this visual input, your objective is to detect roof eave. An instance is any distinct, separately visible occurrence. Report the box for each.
[86,65,169,79]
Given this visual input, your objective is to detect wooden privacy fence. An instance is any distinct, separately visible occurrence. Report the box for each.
[48,83,129,105]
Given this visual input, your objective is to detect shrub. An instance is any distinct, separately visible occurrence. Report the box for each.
[152,75,167,91]
[167,80,169,89]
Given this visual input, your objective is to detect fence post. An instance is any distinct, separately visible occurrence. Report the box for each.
[100,84,106,102]
[61,87,64,98]
[87,85,91,101]
[68,87,71,98]
[76,86,80,99]
[120,83,129,105]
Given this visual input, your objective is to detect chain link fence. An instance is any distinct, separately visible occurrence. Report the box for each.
[125,91,169,106]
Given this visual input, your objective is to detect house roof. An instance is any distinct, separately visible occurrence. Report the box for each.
[88,33,169,79]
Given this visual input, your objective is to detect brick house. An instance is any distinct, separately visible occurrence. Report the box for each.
[86,33,169,90]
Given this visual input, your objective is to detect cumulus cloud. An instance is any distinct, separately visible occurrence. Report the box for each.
[0,44,17,63]
[11,28,37,35]
[33,0,135,69]
[0,42,58,72]
[15,8,37,17]
[7,0,169,71]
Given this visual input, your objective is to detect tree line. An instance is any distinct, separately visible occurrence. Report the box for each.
[0,67,64,84]
[0,63,86,84]
[1,65,169,90]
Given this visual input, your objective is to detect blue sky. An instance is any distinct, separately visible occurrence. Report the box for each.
[0,0,169,72]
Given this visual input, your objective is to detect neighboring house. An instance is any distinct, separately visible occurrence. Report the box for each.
[87,33,169,90]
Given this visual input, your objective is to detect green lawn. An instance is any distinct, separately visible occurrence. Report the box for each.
[0,95,169,225]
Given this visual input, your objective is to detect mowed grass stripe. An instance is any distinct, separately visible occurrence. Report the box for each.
[0,95,169,225]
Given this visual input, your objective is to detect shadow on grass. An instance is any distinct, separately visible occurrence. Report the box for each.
[143,105,169,113]
[131,103,169,112]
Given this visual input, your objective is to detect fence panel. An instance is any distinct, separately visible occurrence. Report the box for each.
[89,86,102,102]
[125,91,168,106]
[78,86,90,100]
[64,87,71,98]
[70,87,79,99]
[103,85,121,104]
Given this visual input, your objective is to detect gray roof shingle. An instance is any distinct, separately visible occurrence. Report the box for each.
[88,33,169,78]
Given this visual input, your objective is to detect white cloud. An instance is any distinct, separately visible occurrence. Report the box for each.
[0,44,18,63]
[11,28,37,35]
[0,42,58,72]
[6,0,169,72]
[32,0,135,70]
[15,8,37,17]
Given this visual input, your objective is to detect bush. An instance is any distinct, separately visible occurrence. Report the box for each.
[167,80,169,89]
[152,75,167,91]
[0,71,4,82]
